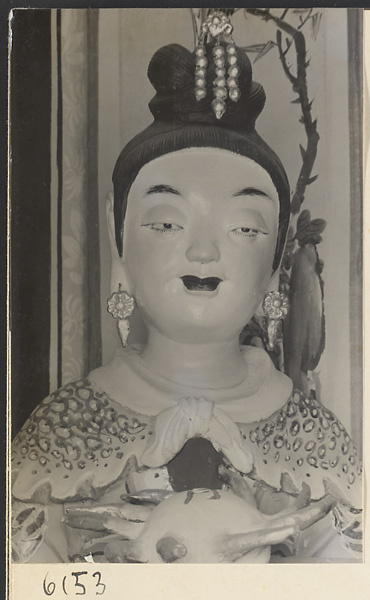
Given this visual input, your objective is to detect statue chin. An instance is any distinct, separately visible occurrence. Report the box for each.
[132,489,271,564]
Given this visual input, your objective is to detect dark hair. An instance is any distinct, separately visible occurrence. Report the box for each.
[113,44,290,272]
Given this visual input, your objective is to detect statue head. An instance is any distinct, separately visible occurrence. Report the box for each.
[107,43,290,343]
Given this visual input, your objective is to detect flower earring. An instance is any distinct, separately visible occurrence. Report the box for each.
[107,284,135,347]
[262,291,290,350]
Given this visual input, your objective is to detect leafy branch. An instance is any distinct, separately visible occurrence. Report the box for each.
[243,9,327,389]
[245,8,320,215]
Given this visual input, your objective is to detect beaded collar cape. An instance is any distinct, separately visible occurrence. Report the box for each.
[12,347,361,508]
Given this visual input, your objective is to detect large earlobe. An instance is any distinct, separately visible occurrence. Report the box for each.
[254,269,281,317]
[106,191,133,296]
[254,217,291,317]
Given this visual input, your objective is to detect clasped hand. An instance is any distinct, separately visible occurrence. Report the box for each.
[63,465,336,563]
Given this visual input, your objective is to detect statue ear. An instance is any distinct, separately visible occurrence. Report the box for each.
[254,269,281,318]
[106,191,132,295]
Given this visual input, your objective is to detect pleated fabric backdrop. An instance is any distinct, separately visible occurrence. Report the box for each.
[50,10,101,391]
[10,10,101,435]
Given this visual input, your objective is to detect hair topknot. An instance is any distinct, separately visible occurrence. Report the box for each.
[147,43,265,127]
[148,44,194,93]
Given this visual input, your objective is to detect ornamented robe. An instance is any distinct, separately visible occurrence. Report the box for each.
[12,347,362,563]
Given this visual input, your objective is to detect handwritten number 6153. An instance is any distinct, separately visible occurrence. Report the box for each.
[43,571,106,596]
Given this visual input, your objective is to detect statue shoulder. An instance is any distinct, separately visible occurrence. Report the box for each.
[12,379,154,503]
[244,389,362,507]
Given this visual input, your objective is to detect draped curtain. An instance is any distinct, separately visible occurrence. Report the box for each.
[10,10,101,433]
[347,9,363,454]
[11,9,101,435]
[50,10,101,390]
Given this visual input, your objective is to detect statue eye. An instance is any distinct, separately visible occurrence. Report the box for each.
[143,223,183,234]
[231,227,261,238]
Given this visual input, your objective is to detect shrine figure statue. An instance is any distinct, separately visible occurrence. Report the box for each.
[12,15,362,564]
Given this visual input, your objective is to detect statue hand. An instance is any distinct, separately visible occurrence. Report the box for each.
[218,464,337,560]
[63,501,152,538]
[62,489,173,561]
[63,483,336,563]
[106,488,335,563]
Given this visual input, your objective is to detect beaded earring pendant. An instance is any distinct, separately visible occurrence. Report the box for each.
[262,291,290,350]
[194,10,241,120]
[107,284,135,347]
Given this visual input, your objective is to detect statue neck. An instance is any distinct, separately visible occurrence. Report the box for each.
[140,328,248,390]
[89,343,293,420]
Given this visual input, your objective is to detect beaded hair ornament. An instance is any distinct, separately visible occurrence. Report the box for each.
[195,10,241,119]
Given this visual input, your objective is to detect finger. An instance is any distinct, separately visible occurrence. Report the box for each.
[221,524,298,561]
[294,482,311,509]
[84,533,127,550]
[83,534,127,558]
[62,514,145,538]
[120,490,174,505]
[269,494,337,531]
[218,465,257,507]
[64,503,152,522]
[104,540,147,563]
[280,472,300,494]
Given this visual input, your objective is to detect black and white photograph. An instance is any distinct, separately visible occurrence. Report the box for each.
[9,5,365,585]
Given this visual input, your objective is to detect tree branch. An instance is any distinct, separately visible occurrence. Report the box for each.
[245,8,320,215]
[276,31,296,85]
[280,9,289,20]
[298,8,313,30]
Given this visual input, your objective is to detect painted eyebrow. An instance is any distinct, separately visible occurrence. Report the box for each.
[145,184,181,196]
[232,187,272,199]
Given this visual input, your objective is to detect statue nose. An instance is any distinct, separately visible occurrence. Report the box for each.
[185,233,220,264]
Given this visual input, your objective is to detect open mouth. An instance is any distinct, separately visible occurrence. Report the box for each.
[181,276,222,292]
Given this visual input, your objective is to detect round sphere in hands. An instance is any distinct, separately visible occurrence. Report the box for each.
[131,488,271,563]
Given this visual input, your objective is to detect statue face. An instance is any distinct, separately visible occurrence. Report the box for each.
[122,148,279,343]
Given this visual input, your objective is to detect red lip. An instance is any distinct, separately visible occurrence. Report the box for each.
[181,276,222,292]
